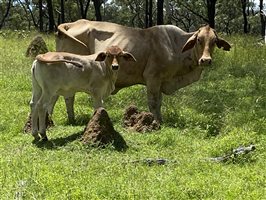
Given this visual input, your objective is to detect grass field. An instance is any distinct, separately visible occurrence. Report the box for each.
[0,31,265,199]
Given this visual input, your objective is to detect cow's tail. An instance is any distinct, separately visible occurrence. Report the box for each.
[56,23,88,49]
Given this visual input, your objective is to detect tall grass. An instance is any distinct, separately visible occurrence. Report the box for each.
[0,31,265,199]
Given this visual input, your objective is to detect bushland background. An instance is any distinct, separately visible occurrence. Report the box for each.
[0,0,265,36]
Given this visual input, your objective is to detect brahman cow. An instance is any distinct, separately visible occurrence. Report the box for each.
[30,46,136,141]
[56,20,231,122]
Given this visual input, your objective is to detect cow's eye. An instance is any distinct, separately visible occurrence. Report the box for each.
[197,38,202,43]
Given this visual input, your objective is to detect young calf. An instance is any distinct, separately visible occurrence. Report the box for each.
[30,46,136,141]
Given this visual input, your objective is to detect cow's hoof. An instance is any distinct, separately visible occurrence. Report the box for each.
[32,134,40,141]
[41,136,48,142]
[32,135,41,143]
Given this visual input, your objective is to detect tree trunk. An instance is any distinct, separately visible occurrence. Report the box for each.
[92,0,102,21]
[165,0,171,24]
[260,0,265,38]
[18,0,38,28]
[241,0,249,33]
[206,0,217,28]
[39,0,43,32]
[60,0,65,23]
[157,0,164,25]
[77,0,90,19]
[0,0,12,29]
[145,0,149,28]
[149,0,153,27]
[47,0,55,32]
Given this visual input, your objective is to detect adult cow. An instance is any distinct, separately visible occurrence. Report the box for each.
[56,19,231,122]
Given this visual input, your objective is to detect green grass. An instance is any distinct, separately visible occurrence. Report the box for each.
[0,32,265,199]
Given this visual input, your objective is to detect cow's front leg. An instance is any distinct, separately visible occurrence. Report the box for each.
[64,95,75,124]
[146,80,163,122]
[92,90,104,110]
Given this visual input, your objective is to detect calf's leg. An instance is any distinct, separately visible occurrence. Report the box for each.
[30,103,40,141]
[37,93,51,141]
[30,80,42,141]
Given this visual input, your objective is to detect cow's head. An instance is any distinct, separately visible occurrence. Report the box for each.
[95,46,136,70]
[182,25,231,66]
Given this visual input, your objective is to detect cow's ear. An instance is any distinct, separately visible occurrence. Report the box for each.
[122,52,137,62]
[182,33,198,53]
[95,52,107,61]
[216,38,231,51]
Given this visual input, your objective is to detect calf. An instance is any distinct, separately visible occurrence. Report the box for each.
[30,46,136,141]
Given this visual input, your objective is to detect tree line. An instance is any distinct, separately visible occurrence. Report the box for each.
[0,0,265,37]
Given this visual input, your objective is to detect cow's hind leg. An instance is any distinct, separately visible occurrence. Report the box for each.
[37,93,51,141]
[46,95,59,127]
[64,95,75,124]
[30,76,42,141]
[30,102,40,141]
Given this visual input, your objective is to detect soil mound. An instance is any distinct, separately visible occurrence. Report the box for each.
[123,105,160,132]
[82,107,127,150]
[23,114,54,133]
[26,35,48,58]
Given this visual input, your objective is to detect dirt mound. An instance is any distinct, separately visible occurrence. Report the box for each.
[123,105,160,132]
[82,107,127,150]
[23,113,54,133]
[26,35,48,58]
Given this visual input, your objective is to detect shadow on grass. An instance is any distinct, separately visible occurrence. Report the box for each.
[33,131,83,149]
[64,114,91,126]
[33,130,128,152]
[163,89,233,137]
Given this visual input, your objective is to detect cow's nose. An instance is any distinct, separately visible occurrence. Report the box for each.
[199,57,212,65]
[112,64,119,70]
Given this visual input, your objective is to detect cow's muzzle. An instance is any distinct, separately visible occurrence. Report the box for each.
[112,64,119,70]
[199,57,212,66]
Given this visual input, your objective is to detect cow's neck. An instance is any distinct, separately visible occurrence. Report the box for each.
[177,47,200,76]
[190,47,200,67]
[101,64,117,94]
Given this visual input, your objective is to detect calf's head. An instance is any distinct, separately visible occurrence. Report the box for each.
[182,25,231,66]
[95,46,136,70]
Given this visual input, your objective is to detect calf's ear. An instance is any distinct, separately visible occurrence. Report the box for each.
[95,52,107,61]
[182,32,198,53]
[122,52,137,62]
[216,38,231,51]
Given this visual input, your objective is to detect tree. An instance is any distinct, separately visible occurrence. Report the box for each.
[157,0,164,25]
[170,1,207,31]
[47,0,55,32]
[38,0,44,32]
[241,0,249,33]
[206,0,217,28]
[165,0,171,24]
[59,0,65,23]
[18,0,38,29]
[0,0,12,29]
[260,0,265,37]
[145,0,153,27]
[77,0,91,19]
[92,0,102,21]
